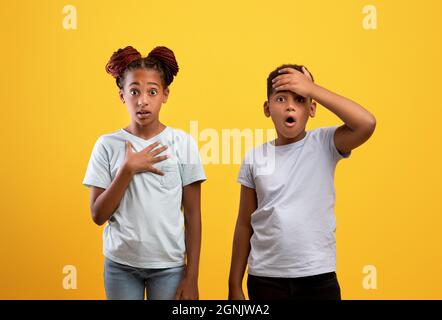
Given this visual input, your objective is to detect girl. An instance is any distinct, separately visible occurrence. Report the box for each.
[83,46,206,300]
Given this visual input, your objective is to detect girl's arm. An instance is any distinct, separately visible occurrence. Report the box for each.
[90,166,134,226]
[228,185,257,300]
[175,182,203,300]
[90,141,168,226]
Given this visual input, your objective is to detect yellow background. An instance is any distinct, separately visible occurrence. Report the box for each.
[1,0,441,299]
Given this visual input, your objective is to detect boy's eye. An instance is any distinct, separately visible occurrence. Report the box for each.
[149,89,158,96]
[276,96,285,102]
[130,89,139,96]
[296,96,305,103]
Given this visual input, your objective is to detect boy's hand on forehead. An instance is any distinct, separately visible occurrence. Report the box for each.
[272,66,315,98]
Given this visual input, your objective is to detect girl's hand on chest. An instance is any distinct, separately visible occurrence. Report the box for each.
[122,141,169,176]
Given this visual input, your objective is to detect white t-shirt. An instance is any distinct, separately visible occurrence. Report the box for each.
[83,126,206,268]
[238,126,350,278]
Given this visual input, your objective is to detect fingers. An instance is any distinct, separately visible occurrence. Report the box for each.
[272,74,290,82]
[125,141,133,154]
[273,84,289,92]
[278,67,297,74]
[142,141,161,153]
[175,288,182,300]
[150,166,165,176]
[275,67,312,81]
[302,66,313,81]
[150,145,168,156]
[272,75,291,89]
[151,155,169,164]
[272,66,312,92]
[176,293,192,300]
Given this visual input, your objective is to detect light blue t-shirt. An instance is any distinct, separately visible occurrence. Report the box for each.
[83,126,206,268]
[238,126,350,278]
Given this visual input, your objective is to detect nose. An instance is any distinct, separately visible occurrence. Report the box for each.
[138,93,149,106]
[286,105,295,112]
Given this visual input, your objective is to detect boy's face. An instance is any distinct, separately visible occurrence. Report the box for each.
[119,68,169,127]
[264,90,316,139]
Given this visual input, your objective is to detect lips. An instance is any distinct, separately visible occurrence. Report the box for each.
[136,110,151,119]
[284,115,296,127]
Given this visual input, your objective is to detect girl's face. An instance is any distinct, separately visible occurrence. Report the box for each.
[264,90,316,140]
[119,68,169,127]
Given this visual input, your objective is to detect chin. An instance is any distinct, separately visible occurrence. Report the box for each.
[281,132,300,140]
[136,117,156,126]
[279,126,301,138]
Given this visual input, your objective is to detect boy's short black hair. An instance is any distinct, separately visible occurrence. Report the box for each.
[266,64,314,99]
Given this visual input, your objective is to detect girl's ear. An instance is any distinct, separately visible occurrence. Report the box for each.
[119,89,125,103]
[309,100,317,118]
[264,101,271,117]
[163,87,170,103]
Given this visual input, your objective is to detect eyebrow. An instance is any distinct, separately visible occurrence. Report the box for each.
[128,81,159,87]
[273,91,289,97]
[275,91,303,98]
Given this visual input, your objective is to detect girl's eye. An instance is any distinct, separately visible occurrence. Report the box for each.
[149,89,158,96]
[130,89,139,96]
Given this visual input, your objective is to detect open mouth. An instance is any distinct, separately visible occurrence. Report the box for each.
[285,116,296,125]
[136,110,151,118]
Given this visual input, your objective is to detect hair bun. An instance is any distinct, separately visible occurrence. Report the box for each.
[105,46,142,78]
[147,46,179,76]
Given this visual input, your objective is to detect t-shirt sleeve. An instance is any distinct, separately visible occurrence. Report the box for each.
[319,126,351,162]
[178,134,207,187]
[237,152,256,189]
[83,137,112,189]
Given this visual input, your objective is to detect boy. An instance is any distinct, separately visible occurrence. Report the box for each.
[228,64,376,300]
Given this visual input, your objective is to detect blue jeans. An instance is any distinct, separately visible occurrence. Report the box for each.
[104,257,185,300]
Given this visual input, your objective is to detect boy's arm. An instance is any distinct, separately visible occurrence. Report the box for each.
[175,182,202,300]
[309,83,376,154]
[273,67,376,154]
[228,185,257,300]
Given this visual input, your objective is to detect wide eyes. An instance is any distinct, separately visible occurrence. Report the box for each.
[129,88,158,96]
[275,95,305,103]
[296,96,305,103]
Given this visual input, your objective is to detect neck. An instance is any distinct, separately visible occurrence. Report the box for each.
[125,120,166,140]
[275,130,307,146]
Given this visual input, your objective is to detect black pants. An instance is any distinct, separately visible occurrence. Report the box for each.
[247,272,341,300]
